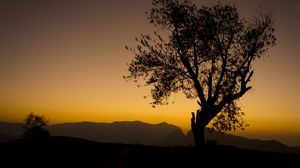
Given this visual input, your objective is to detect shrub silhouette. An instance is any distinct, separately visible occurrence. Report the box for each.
[23,112,50,140]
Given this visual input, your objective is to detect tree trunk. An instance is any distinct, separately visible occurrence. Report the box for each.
[191,111,205,147]
[192,125,205,147]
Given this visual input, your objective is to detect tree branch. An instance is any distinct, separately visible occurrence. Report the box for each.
[179,53,207,105]
[212,36,229,103]
[207,57,214,103]
[245,70,254,84]
[173,26,207,105]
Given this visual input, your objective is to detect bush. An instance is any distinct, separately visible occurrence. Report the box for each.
[23,112,50,140]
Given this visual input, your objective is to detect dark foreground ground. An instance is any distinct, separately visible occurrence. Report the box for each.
[0,136,299,168]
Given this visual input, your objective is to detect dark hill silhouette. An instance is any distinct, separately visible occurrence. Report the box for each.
[1,121,300,154]
[1,136,299,167]
[0,133,18,143]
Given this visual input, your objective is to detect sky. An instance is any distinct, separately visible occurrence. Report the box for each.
[0,0,299,146]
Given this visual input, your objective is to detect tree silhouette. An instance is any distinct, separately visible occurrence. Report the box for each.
[23,112,50,140]
[125,0,276,147]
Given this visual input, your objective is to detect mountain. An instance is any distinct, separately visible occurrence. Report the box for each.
[0,120,190,146]
[186,130,300,154]
[159,128,190,146]
[0,121,23,136]
[0,122,23,142]
[0,120,299,154]
[0,133,18,143]
[49,121,180,145]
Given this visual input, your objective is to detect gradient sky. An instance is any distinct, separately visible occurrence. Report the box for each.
[0,0,299,146]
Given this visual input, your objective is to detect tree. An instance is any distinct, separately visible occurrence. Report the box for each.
[23,112,50,140]
[125,0,276,147]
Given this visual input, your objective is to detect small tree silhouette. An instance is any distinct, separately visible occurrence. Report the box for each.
[23,112,50,140]
[125,0,276,147]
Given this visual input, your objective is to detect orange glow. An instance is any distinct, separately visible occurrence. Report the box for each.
[0,0,299,146]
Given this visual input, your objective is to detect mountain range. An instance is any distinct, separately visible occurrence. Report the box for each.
[1,120,299,154]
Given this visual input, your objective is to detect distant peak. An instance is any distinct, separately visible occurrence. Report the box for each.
[157,122,168,125]
[113,120,145,124]
[59,121,96,125]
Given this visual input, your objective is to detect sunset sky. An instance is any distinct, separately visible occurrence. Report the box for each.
[0,0,299,146]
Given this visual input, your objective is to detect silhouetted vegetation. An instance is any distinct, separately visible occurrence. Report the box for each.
[23,113,50,140]
[125,0,276,147]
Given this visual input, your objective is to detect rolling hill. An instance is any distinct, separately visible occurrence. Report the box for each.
[1,136,299,167]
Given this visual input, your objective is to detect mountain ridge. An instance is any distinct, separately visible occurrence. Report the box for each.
[0,120,299,154]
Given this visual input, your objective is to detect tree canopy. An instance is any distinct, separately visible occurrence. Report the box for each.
[125,0,276,146]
